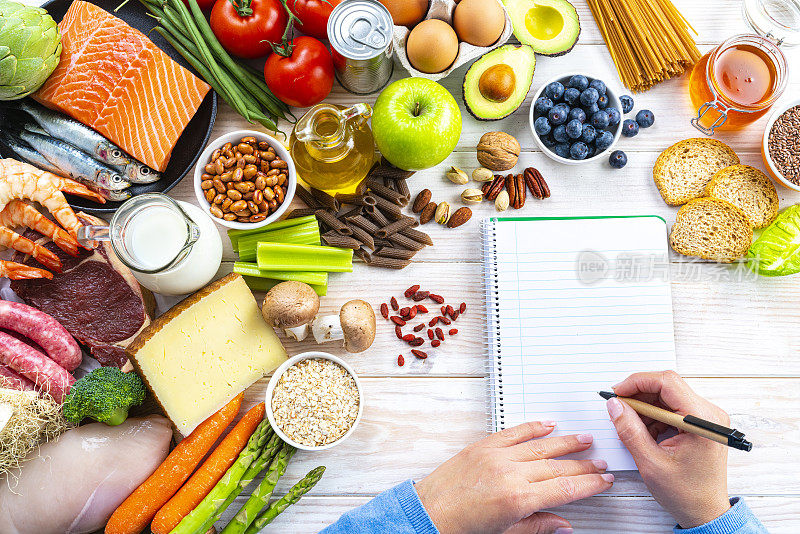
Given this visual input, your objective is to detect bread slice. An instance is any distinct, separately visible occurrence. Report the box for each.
[669,198,753,262]
[704,165,779,228]
[653,139,740,205]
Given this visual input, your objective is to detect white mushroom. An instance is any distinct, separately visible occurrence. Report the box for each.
[311,299,376,353]
[260,282,320,339]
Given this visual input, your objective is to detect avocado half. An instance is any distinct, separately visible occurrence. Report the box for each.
[463,44,536,121]
[502,0,580,57]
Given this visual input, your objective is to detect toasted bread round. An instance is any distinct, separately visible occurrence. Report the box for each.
[653,138,739,205]
[704,165,779,228]
[669,198,753,262]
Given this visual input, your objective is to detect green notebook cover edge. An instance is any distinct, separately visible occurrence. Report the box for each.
[488,214,668,224]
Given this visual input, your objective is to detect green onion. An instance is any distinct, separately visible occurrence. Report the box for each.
[234,263,328,286]
[243,276,327,296]
[256,243,353,272]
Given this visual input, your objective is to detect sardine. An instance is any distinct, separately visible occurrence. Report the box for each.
[16,100,161,184]
[18,130,132,191]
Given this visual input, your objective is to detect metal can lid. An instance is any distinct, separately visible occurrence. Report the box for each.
[328,0,394,60]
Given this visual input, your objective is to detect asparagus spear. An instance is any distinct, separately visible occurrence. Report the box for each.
[220,443,297,534]
[243,466,326,534]
[191,434,285,534]
[170,422,274,534]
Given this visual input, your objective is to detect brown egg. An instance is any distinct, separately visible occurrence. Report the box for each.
[406,19,459,74]
[453,0,505,47]
[380,0,428,27]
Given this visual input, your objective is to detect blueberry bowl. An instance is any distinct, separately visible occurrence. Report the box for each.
[528,73,623,165]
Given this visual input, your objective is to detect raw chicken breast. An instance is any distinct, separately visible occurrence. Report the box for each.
[0,415,172,534]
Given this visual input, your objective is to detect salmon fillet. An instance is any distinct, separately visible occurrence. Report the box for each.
[35,1,210,172]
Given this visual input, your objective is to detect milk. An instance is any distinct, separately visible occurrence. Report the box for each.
[126,201,222,296]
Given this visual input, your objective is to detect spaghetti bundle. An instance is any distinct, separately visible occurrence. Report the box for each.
[587,0,702,92]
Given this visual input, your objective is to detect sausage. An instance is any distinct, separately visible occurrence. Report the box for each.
[0,363,35,391]
[0,300,82,371]
[0,332,74,403]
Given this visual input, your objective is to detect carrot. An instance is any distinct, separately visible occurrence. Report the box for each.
[105,394,243,534]
[151,402,266,534]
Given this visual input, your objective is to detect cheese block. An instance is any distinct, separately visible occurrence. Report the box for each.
[128,273,286,435]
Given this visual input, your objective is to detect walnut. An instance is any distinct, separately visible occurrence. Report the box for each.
[476,132,520,171]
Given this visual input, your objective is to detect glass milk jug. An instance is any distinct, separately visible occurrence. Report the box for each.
[289,103,375,194]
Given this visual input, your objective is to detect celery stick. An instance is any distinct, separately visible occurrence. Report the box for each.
[256,242,353,272]
[243,276,327,296]
[234,262,328,286]
[228,215,318,250]
[236,224,320,262]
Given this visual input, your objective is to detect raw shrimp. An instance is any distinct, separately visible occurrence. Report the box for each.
[0,227,61,272]
[0,260,53,280]
[0,200,80,257]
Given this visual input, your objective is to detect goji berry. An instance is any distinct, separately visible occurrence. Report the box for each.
[440,316,451,325]
[398,354,405,366]
[380,303,389,320]
[427,329,434,340]
[411,349,428,359]
[413,323,425,332]
[390,296,399,311]
[410,338,424,347]
[416,304,428,313]
[404,285,420,298]
[446,305,454,317]
[429,294,445,304]
[441,306,447,316]
[399,307,410,316]
[402,334,415,342]
[395,325,403,339]
[390,316,406,326]
[449,328,458,336]
[406,307,417,320]
[435,327,444,340]
[431,340,441,348]
[459,302,467,313]
[428,317,439,327]
[412,291,430,301]
[451,310,460,321]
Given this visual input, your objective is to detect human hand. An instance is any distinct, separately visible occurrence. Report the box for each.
[607,370,731,528]
[414,422,614,534]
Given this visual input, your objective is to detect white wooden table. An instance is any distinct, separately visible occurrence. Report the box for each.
[30,0,800,531]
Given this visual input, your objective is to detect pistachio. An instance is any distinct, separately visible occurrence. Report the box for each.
[435,202,451,225]
[445,166,469,185]
[472,167,494,182]
[461,188,484,203]
[495,190,509,212]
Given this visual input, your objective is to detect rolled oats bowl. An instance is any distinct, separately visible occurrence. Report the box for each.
[266,352,363,451]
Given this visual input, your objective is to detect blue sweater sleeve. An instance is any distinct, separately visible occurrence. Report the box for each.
[674,498,768,534]
[320,480,439,534]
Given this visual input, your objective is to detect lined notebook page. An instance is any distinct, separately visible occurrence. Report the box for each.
[485,216,676,471]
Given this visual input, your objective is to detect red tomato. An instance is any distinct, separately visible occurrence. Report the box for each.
[264,36,334,108]
[182,0,215,12]
[288,0,342,40]
[210,0,287,59]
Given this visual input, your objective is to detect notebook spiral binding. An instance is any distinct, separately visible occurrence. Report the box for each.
[481,219,504,434]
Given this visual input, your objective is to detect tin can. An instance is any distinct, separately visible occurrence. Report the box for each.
[327,0,394,95]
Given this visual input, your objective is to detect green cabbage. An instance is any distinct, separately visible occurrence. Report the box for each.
[747,204,800,277]
[0,0,61,100]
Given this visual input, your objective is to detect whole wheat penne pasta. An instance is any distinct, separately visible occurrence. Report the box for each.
[347,214,379,234]
[393,177,411,201]
[322,231,361,250]
[366,255,411,269]
[371,195,402,218]
[295,185,321,208]
[315,209,352,235]
[365,205,391,227]
[400,227,433,246]
[337,205,362,220]
[335,193,376,206]
[367,179,408,207]
[389,232,426,251]
[348,223,375,250]
[377,217,418,238]
[375,247,418,260]
[310,187,340,211]
[286,208,318,219]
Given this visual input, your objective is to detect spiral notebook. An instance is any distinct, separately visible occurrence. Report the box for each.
[483,216,677,471]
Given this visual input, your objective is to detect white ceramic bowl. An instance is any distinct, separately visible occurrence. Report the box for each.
[265,352,364,452]
[529,72,624,165]
[761,97,800,192]
[193,130,296,230]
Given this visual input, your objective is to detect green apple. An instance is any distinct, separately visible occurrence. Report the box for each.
[372,78,462,171]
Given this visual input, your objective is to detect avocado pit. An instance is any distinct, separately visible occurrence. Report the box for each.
[479,64,516,103]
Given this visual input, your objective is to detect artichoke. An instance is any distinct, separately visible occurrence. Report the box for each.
[0,0,61,100]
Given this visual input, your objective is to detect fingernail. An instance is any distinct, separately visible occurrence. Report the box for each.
[542,420,557,428]
[607,398,624,420]
[577,433,593,444]
[591,459,608,470]
[601,473,615,483]
[554,528,574,534]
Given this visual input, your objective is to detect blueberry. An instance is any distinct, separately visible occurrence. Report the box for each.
[552,124,570,143]
[580,124,597,144]
[580,87,599,107]
[554,143,571,159]
[568,107,586,123]
[636,109,655,128]
[541,134,557,148]
[597,94,609,109]
[621,119,640,137]
[609,150,628,169]
[606,107,621,126]
[563,87,581,106]
[569,142,590,160]
[595,130,614,151]
[534,96,554,116]
[620,95,634,114]
[590,110,610,129]
[548,105,567,125]
[534,116,551,136]
[584,103,600,116]
[589,79,607,95]
[567,74,589,91]
[544,81,565,101]
[565,119,583,139]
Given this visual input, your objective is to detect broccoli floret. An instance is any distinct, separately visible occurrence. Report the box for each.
[63,367,146,426]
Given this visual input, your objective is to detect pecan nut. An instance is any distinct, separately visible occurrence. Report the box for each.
[485,175,505,201]
[523,167,551,199]
[505,174,516,209]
